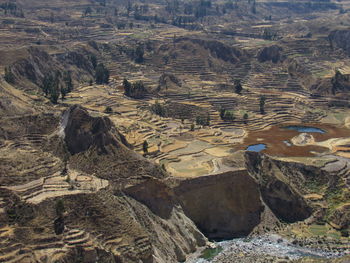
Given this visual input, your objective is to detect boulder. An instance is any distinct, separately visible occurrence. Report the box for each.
[291,133,315,146]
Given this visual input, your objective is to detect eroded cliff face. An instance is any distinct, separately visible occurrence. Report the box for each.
[245,152,313,223]
[62,105,129,155]
[310,70,350,96]
[329,203,350,230]
[257,45,284,63]
[329,29,350,56]
[8,46,96,91]
[173,170,265,239]
[123,179,207,262]
[0,105,209,263]
[175,38,245,64]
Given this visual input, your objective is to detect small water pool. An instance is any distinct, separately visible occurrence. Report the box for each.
[246,144,267,152]
[199,246,223,260]
[283,140,292,146]
[282,125,326,134]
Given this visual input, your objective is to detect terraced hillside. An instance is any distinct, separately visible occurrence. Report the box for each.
[1,0,350,262]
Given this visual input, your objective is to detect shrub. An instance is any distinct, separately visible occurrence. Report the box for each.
[142,140,148,154]
[243,113,248,124]
[234,79,243,94]
[123,79,148,99]
[104,106,113,113]
[4,66,15,84]
[151,100,166,116]
[259,95,266,114]
[55,199,65,217]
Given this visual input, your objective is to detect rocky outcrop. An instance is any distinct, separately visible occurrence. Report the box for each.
[310,70,350,95]
[331,70,350,93]
[176,38,245,63]
[329,203,350,230]
[124,178,176,220]
[123,170,277,242]
[257,45,284,63]
[158,73,182,92]
[8,46,96,91]
[287,58,316,90]
[62,105,129,155]
[123,179,207,262]
[245,152,312,223]
[291,133,315,146]
[329,29,350,56]
[174,170,265,239]
[63,105,164,184]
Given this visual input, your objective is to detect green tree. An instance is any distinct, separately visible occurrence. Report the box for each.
[49,72,61,104]
[84,6,93,17]
[134,45,144,63]
[123,78,132,96]
[259,95,266,114]
[63,71,73,92]
[132,81,146,98]
[190,123,195,131]
[151,100,166,116]
[251,1,256,14]
[206,113,210,126]
[95,63,109,84]
[243,113,248,124]
[124,80,147,99]
[220,108,226,120]
[224,110,235,121]
[89,54,97,69]
[41,75,53,96]
[65,174,71,183]
[55,199,65,217]
[50,86,59,104]
[41,73,62,103]
[50,12,54,23]
[60,87,67,100]
[196,116,202,125]
[142,140,148,154]
[196,114,210,126]
[234,79,242,94]
[126,1,132,17]
[4,66,15,84]
[104,106,113,113]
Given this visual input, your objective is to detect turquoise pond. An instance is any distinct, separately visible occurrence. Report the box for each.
[282,125,326,134]
[246,144,267,152]
[245,125,327,152]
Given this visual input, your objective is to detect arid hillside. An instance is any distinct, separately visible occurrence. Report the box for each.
[0,0,350,262]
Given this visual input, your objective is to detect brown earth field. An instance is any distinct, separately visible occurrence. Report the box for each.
[239,123,350,157]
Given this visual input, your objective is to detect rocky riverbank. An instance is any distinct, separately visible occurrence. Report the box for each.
[187,234,349,263]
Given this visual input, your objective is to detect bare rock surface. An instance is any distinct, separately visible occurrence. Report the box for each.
[291,133,315,146]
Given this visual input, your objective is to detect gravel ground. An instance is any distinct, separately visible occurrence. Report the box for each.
[187,234,349,263]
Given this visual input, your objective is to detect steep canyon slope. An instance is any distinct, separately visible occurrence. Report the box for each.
[1,0,350,262]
